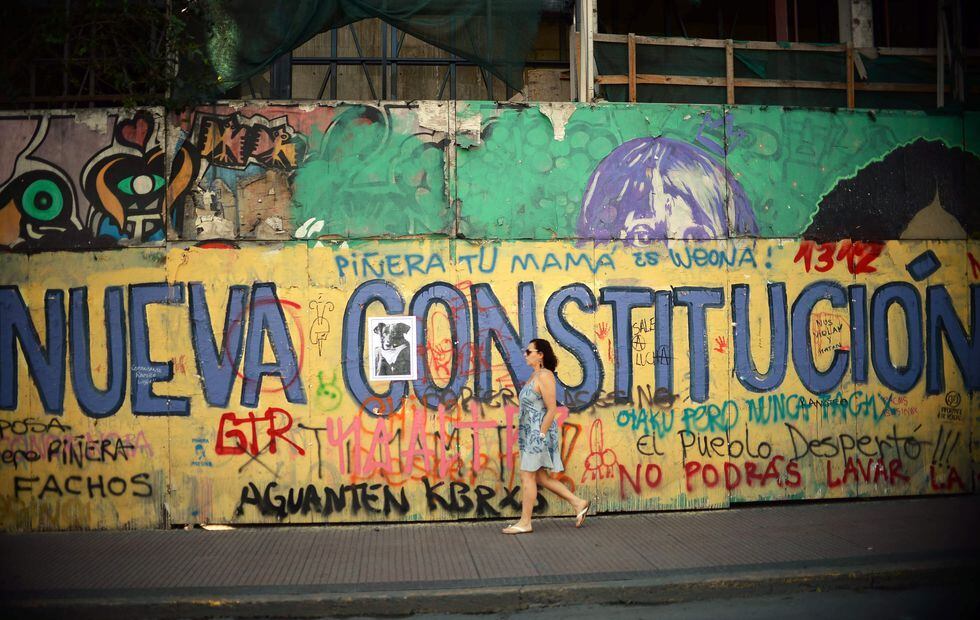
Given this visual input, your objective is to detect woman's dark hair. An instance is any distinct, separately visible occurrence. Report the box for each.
[529,338,558,372]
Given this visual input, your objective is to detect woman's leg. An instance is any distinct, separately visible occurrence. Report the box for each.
[516,469,538,528]
[535,470,588,513]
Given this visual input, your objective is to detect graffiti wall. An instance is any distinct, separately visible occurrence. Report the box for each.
[0,103,976,531]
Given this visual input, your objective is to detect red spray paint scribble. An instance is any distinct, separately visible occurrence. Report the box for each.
[215,407,305,456]
[713,336,728,354]
[596,322,610,340]
[227,297,305,394]
[794,240,883,275]
[195,240,239,250]
[581,419,618,483]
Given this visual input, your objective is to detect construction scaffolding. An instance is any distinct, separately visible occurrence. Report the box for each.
[573,0,977,109]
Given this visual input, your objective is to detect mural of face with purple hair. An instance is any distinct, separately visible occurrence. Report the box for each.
[576,137,757,244]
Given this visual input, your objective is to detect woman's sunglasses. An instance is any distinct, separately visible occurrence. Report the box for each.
[524,348,537,355]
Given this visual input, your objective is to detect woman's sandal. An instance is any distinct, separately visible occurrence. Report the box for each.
[502,524,533,534]
[575,502,590,528]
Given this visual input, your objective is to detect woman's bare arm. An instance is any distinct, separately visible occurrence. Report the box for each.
[537,370,559,434]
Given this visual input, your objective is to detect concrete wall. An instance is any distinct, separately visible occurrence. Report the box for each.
[0,103,977,531]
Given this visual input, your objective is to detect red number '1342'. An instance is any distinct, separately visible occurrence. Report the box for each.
[793,240,883,274]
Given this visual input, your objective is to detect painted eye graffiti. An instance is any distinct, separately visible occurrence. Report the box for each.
[117,174,165,196]
[20,176,66,221]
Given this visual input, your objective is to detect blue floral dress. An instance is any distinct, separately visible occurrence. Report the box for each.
[518,375,564,472]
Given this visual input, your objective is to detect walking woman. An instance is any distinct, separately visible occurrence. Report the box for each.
[502,338,590,534]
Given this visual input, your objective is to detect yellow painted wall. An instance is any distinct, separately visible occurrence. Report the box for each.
[0,239,975,530]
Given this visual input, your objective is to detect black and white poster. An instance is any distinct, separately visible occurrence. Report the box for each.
[368,316,418,381]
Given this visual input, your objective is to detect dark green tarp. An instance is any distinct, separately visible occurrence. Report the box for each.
[176,0,544,100]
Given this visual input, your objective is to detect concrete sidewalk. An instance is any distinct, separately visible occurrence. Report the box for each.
[2,495,978,618]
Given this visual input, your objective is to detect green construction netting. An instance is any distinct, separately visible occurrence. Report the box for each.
[176,0,544,101]
[595,40,973,109]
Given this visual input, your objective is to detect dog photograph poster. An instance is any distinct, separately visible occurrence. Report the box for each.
[368,316,419,381]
